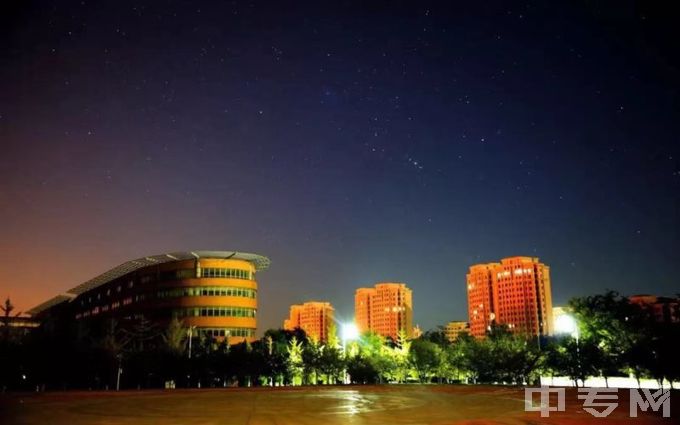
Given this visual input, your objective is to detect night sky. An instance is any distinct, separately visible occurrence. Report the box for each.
[1,1,678,333]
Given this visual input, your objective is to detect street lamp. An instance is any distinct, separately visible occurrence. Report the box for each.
[115,353,123,391]
[341,322,359,352]
[187,325,197,359]
[341,323,359,384]
[186,325,197,388]
[554,314,581,386]
[555,314,578,341]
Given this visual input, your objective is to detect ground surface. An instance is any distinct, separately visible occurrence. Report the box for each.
[0,385,674,424]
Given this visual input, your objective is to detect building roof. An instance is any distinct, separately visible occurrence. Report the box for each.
[26,294,75,316]
[28,250,270,316]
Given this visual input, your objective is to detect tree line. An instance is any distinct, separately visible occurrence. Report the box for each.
[1,291,678,391]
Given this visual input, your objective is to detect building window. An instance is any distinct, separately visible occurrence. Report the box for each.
[157,286,257,299]
[201,268,253,280]
[197,327,255,338]
[173,306,257,319]
[159,269,195,281]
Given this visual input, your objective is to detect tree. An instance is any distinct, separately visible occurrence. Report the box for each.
[347,354,379,384]
[263,329,303,386]
[318,344,344,384]
[495,332,542,385]
[124,315,159,352]
[454,326,543,385]
[569,291,647,386]
[392,330,411,383]
[460,336,492,383]
[408,339,440,383]
[650,322,680,389]
[287,336,304,385]
[95,319,129,389]
[302,338,322,384]
[158,318,187,387]
[1,297,20,343]
[544,336,600,387]
[313,325,343,384]
[162,318,186,355]
[447,334,473,382]
[0,297,25,389]
[421,326,449,347]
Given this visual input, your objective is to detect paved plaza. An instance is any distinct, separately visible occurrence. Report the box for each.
[0,385,674,424]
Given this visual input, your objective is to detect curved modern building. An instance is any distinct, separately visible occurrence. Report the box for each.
[28,250,269,344]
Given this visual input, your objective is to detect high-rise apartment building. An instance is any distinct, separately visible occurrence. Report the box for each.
[354,282,413,341]
[283,301,335,342]
[466,263,496,338]
[466,257,553,338]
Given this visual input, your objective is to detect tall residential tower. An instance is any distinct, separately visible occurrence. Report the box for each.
[466,256,553,338]
[283,301,335,342]
[355,282,413,340]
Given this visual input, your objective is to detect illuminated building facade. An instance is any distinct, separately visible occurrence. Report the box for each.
[283,301,335,342]
[28,251,269,344]
[466,263,496,338]
[355,282,413,340]
[629,294,680,323]
[466,256,553,338]
[444,321,469,342]
[0,316,39,340]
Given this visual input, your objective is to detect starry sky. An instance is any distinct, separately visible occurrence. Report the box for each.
[1,1,678,333]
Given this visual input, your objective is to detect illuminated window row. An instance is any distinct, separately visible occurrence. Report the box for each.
[173,306,257,318]
[158,286,256,299]
[198,327,255,338]
[76,295,146,319]
[201,267,253,280]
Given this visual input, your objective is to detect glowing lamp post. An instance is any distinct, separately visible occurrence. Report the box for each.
[341,322,359,353]
[555,314,581,386]
[187,325,197,358]
[555,314,578,341]
[341,323,359,384]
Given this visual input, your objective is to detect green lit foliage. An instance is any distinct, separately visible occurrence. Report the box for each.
[408,339,440,382]
[162,318,186,355]
[302,338,322,384]
[543,336,600,387]
[569,291,650,385]
[318,343,344,384]
[287,335,304,385]
[453,326,542,385]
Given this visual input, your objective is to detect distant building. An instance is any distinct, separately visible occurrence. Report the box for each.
[444,321,469,342]
[28,250,269,344]
[466,263,496,338]
[283,301,335,342]
[355,282,413,340]
[412,325,422,338]
[466,256,554,338]
[0,316,39,339]
[629,294,679,323]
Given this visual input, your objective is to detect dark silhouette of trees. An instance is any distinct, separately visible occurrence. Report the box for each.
[2,291,678,391]
[408,339,440,382]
